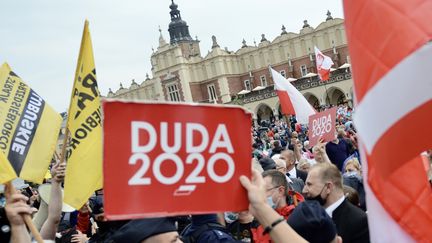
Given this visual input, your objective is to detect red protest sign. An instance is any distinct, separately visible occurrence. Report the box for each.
[308,107,337,147]
[102,101,252,220]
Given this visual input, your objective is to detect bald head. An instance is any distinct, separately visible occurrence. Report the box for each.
[309,163,343,190]
[274,158,287,174]
[280,149,296,170]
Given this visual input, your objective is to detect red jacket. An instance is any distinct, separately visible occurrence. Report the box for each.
[76,212,90,234]
[251,205,295,243]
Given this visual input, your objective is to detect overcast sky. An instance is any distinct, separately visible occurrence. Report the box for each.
[0,0,344,112]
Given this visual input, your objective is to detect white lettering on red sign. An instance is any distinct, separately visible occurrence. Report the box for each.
[311,114,332,138]
[129,121,235,186]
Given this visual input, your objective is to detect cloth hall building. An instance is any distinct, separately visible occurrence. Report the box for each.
[107,1,354,124]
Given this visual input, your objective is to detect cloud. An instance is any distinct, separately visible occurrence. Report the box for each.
[0,0,344,112]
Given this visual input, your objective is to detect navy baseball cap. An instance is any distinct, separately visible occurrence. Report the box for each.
[287,201,337,243]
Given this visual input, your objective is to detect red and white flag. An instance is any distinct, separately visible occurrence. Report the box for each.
[314,46,334,81]
[270,67,315,124]
[345,0,432,242]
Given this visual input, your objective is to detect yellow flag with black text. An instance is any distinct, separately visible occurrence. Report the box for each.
[0,63,62,183]
[64,20,103,209]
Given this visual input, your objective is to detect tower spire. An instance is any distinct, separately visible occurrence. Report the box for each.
[168,0,193,44]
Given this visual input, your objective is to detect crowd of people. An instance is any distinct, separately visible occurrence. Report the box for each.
[0,103,431,243]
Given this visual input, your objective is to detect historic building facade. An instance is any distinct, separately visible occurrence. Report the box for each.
[107,1,353,123]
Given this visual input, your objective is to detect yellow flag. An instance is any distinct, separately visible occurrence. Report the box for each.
[0,150,16,184]
[64,20,103,209]
[0,63,62,183]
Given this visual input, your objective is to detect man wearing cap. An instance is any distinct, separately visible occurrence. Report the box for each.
[287,200,342,243]
[303,163,370,243]
[111,217,182,243]
[258,157,276,171]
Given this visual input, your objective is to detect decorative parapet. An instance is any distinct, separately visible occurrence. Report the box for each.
[232,69,351,105]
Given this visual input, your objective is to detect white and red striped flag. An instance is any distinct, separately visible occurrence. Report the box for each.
[344,0,432,242]
[314,46,334,81]
[270,67,315,124]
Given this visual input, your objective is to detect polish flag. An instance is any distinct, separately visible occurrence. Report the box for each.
[270,67,315,124]
[344,0,432,242]
[314,46,334,81]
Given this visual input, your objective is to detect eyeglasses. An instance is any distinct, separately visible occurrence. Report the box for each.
[266,185,282,192]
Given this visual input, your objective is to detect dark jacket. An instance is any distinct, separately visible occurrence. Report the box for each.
[332,199,370,243]
[182,215,238,243]
[295,168,308,182]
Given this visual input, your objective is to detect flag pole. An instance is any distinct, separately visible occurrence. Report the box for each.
[5,181,44,243]
[323,82,330,109]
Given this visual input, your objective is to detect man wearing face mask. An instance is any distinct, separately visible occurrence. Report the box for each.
[262,170,295,219]
[302,163,370,243]
[250,170,295,242]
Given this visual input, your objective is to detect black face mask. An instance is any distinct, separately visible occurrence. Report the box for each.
[305,184,328,206]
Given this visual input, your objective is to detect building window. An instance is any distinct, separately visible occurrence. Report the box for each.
[167,83,181,102]
[300,65,308,76]
[260,75,267,87]
[244,80,251,91]
[207,84,217,101]
[280,70,286,78]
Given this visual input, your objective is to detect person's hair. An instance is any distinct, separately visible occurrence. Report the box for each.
[262,170,288,196]
[273,140,280,148]
[343,185,360,207]
[344,158,361,173]
[281,149,295,162]
[312,163,343,190]
[274,158,286,170]
[337,128,346,138]
[297,159,310,172]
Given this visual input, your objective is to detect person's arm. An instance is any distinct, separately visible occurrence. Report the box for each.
[240,170,307,243]
[5,189,33,243]
[291,138,302,162]
[317,138,331,164]
[40,161,66,240]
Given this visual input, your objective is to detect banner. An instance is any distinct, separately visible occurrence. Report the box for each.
[0,63,61,183]
[64,20,103,210]
[307,107,336,147]
[103,101,252,220]
[344,0,432,241]
[270,67,315,124]
[314,46,334,81]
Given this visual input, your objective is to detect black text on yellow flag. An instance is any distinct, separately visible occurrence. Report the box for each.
[64,20,103,209]
[0,63,62,183]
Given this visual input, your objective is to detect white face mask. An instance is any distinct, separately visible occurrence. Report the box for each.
[267,196,276,209]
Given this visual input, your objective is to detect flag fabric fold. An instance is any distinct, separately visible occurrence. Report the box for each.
[0,63,61,184]
[314,46,334,81]
[344,0,432,242]
[270,67,315,124]
[0,150,17,184]
[64,20,103,210]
